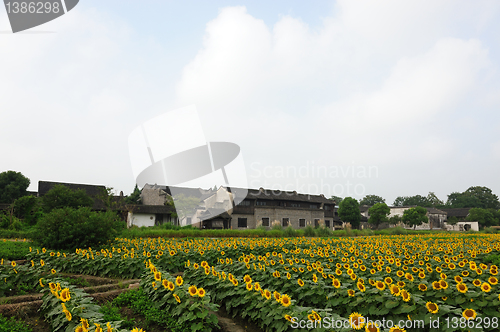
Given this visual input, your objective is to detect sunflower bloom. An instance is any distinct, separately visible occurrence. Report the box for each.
[188,285,198,296]
[426,302,439,314]
[462,308,477,320]
[349,312,365,330]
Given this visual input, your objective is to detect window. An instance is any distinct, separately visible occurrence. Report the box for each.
[310,204,318,209]
[187,217,192,224]
[256,201,267,206]
[299,219,306,227]
[314,219,320,227]
[282,218,290,227]
[239,200,251,206]
[325,220,330,228]
[262,217,270,227]
[238,218,247,228]
[290,203,299,208]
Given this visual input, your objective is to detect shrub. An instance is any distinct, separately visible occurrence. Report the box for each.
[34,207,124,250]
[314,226,332,237]
[304,225,316,237]
[283,225,297,237]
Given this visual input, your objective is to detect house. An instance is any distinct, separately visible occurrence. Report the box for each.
[132,184,339,230]
[388,206,447,230]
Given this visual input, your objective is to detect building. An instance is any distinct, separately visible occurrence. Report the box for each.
[131,184,340,229]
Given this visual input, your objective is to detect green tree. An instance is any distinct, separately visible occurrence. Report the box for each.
[125,184,142,205]
[446,186,500,209]
[388,215,402,226]
[338,197,361,229]
[426,192,444,207]
[402,207,428,229]
[96,187,124,210]
[330,196,343,205]
[446,216,459,225]
[34,207,124,250]
[13,195,42,225]
[41,184,94,213]
[0,171,30,204]
[393,195,431,207]
[466,208,495,228]
[367,203,390,229]
[359,194,385,206]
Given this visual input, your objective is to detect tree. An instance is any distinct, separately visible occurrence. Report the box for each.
[125,184,142,205]
[13,195,42,225]
[338,197,361,229]
[359,195,385,206]
[466,208,495,228]
[367,203,390,229]
[393,195,432,207]
[0,171,30,204]
[446,186,500,209]
[41,184,94,213]
[388,215,402,226]
[96,187,124,210]
[330,196,343,205]
[426,192,444,207]
[446,216,459,226]
[402,207,428,229]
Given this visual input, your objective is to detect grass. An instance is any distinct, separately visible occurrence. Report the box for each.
[0,240,39,260]
[0,314,32,332]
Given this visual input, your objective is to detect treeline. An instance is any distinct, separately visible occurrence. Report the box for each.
[0,170,123,249]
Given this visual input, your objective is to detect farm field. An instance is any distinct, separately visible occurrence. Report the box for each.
[1,233,500,332]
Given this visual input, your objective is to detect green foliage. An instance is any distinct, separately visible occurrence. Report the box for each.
[110,289,188,332]
[0,171,30,204]
[303,225,316,237]
[446,186,500,209]
[367,203,390,229]
[359,194,385,206]
[466,208,496,227]
[0,240,38,260]
[388,214,402,226]
[330,195,343,205]
[283,225,297,237]
[96,187,124,210]
[124,184,142,205]
[34,207,124,250]
[0,314,32,332]
[338,197,361,229]
[402,206,428,229]
[41,184,94,213]
[13,195,40,225]
[447,216,459,225]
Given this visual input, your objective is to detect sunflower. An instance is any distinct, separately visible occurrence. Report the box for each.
[39,278,45,288]
[281,294,291,307]
[333,279,341,288]
[473,279,482,287]
[63,309,72,321]
[51,269,56,275]
[462,308,477,320]
[390,285,400,296]
[254,282,261,291]
[246,282,253,291]
[312,274,318,283]
[462,270,470,277]
[81,318,90,330]
[453,281,466,292]
[273,291,281,302]
[188,285,198,296]
[349,312,365,330]
[375,281,386,291]
[405,273,414,282]
[243,274,252,283]
[162,280,169,289]
[481,282,492,292]
[298,279,305,287]
[365,321,380,332]
[154,271,161,281]
[426,302,439,314]
[488,276,498,285]
[439,280,448,289]
[396,270,404,278]
[397,281,405,288]
[385,277,393,285]
[357,282,366,292]
[198,287,206,297]
[263,289,271,300]
[401,290,411,302]
[173,293,181,303]
[454,276,463,283]
[388,326,406,332]
[95,323,103,332]
[60,288,71,302]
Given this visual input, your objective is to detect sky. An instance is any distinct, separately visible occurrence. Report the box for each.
[1,0,500,205]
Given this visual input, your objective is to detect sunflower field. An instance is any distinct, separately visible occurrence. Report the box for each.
[4,233,500,332]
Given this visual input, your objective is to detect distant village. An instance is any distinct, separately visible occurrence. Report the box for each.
[0,180,481,232]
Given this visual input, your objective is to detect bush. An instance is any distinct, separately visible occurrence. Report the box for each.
[314,226,332,237]
[283,226,297,237]
[34,207,124,250]
[304,225,316,237]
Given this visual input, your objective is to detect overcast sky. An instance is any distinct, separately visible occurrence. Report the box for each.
[1,0,500,204]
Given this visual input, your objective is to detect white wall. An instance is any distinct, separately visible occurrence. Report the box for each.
[127,212,156,227]
[444,221,479,232]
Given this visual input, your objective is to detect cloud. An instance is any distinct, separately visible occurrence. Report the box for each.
[176,3,500,201]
